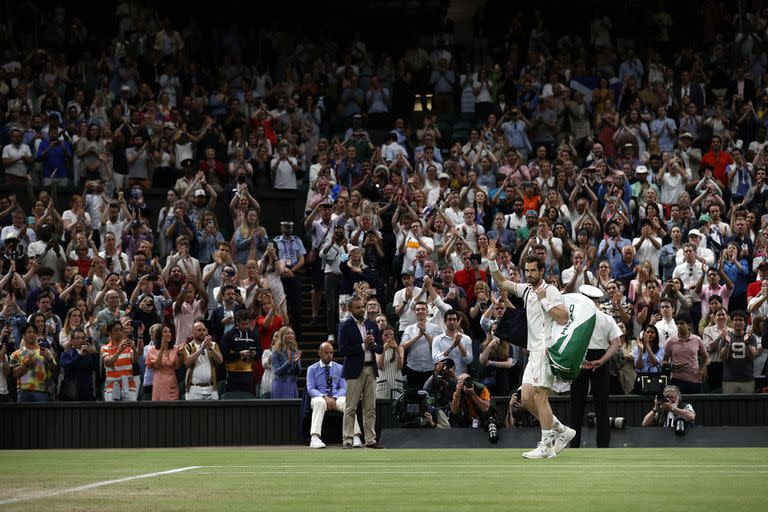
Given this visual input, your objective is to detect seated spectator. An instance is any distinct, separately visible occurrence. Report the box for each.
[306,342,362,448]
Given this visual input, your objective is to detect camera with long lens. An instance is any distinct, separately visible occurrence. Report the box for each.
[674,416,686,436]
[487,418,499,444]
[586,413,625,429]
[395,389,430,427]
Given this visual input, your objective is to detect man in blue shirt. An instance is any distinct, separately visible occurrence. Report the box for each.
[36,125,72,186]
[274,221,306,337]
[306,342,361,448]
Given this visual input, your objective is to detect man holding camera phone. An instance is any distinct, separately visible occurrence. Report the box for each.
[487,239,574,458]
[100,320,138,401]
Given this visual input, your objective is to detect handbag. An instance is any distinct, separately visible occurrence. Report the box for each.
[636,370,667,395]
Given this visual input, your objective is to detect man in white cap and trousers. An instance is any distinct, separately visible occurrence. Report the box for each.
[569,284,622,448]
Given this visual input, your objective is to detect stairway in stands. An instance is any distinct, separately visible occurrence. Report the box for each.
[296,271,333,391]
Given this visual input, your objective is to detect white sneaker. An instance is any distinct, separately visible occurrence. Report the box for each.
[522,442,556,459]
[309,436,326,449]
[327,334,335,342]
[353,436,363,448]
[553,427,576,454]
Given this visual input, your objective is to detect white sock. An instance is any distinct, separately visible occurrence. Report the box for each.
[541,429,554,446]
[552,417,566,433]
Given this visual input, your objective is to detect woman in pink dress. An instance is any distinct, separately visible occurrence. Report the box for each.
[145,324,180,400]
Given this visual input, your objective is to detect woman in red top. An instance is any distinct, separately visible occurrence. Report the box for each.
[250,290,288,392]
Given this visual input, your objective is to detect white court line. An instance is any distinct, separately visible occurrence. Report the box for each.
[0,466,202,506]
[203,463,768,469]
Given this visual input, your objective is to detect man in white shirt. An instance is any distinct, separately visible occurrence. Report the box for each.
[654,298,678,349]
[400,220,434,274]
[431,309,472,376]
[569,285,622,449]
[401,301,441,390]
[182,321,223,400]
[674,229,714,266]
[393,270,422,336]
[561,250,596,293]
[632,220,663,277]
[487,240,572,459]
[2,128,33,183]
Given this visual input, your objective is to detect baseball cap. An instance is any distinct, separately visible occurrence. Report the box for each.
[438,172,450,180]
[680,132,693,140]
[698,213,711,223]
[579,284,604,299]
[194,189,206,198]
[688,229,702,238]
[635,165,649,174]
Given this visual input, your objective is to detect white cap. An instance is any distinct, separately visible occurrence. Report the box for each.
[635,165,649,174]
[688,229,702,238]
[579,284,604,299]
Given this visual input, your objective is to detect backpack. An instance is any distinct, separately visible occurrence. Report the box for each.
[494,291,528,348]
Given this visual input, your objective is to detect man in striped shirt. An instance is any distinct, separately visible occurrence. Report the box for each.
[100,320,139,401]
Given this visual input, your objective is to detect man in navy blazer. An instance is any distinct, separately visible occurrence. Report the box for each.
[306,342,362,448]
[338,296,383,448]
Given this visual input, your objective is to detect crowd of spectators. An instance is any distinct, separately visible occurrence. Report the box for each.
[1,3,768,406]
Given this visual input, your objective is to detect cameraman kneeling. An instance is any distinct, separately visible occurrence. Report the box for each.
[450,373,500,443]
[641,385,695,432]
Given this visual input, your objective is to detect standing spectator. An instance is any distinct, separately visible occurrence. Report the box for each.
[429,58,456,115]
[339,296,383,448]
[36,125,73,186]
[650,105,677,153]
[100,321,139,401]
[182,321,224,401]
[700,136,733,189]
[271,142,299,190]
[376,324,404,400]
[661,314,709,395]
[221,310,260,395]
[719,310,758,394]
[58,328,98,401]
[2,128,33,185]
[401,301,439,391]
[270,326,301,399]
[145,323,180,401]
[273,221,306,338]
[10,322,57,402]
[125,134,152,189]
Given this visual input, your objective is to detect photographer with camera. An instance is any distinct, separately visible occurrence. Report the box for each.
[642,385,695,432]
[449,373,500,443]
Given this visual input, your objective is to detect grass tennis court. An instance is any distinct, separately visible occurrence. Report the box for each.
[0,447,764,511]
